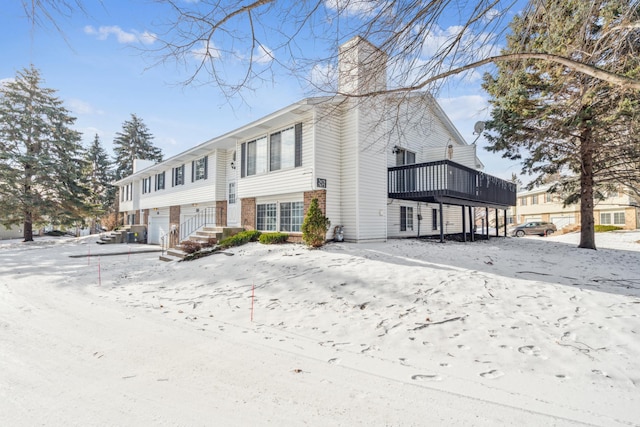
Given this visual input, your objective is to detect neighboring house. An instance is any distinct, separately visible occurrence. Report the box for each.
[0,224,23,240]
[511,185,639,230]
[115,37,515,246]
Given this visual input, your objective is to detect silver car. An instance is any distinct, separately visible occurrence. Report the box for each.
[512,221,557,237]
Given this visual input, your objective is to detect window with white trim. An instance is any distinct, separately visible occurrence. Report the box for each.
[228,182,236,204]
[531,194,538,205]
[242,123,302,178]
[400,206,414,231]
[172,165,185,186]
[280,202,304,232]
[155,172,165,191]
[614,212,625,224]
[142,177,152,194]
[192,156,208,181]
[256,203,277,231]
[395,148,416,166]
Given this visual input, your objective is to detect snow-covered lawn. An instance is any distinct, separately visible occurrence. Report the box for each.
[1,231,639,426]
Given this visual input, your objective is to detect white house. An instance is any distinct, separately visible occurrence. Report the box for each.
[115,37,516,247]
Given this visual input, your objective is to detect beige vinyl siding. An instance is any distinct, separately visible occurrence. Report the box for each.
[313,105,343,236]
[355,99,388,241]
[238,115,314,199]
[215,149,228,201]
[339,103,359,241]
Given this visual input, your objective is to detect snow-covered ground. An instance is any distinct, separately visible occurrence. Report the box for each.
[1,231,639,426]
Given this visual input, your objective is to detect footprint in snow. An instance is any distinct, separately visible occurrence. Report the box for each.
[479,369,504,379]
[411,374,442,381]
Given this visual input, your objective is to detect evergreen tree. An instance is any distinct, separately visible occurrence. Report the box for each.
[0,66,92,241]
[113,113,162,180]
[483,0,640,250]
[83,134,115,232]
[301,198,330,248]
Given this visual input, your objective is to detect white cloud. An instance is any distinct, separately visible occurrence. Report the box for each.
[84,25,157,45]
[324,0,385,17]
[67,98,104,115]
[309,62,337,91]
[191,41,221,60]
[254,45,274,64]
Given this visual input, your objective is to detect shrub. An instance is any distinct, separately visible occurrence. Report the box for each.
[218,230,262,248]
[201,236,217,248]
[595,225,623,233]
[180,240,202,254]
[301,198,330,248]
[259,232,288,245]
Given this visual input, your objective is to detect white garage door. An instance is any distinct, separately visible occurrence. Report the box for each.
[148,215,170,245]
[551,216,575,229]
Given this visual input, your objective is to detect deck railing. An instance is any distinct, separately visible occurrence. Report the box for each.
[388,160,516,207]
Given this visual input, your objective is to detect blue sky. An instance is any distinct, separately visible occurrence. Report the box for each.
[0,1,524,181]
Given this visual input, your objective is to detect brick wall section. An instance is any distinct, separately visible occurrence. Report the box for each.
[216,201,228,227]
[169,205,181,248]
[134,210,141,225]
[241,198,256,230]
[304,190,327,215]
[143,209,149,227]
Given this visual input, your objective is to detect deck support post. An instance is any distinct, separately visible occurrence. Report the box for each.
[485,207,489,240]
[462,205,467,242]
[495,209,499,237]
[439,202,444,243]
[504,209,508,237]
[469,206,474,242]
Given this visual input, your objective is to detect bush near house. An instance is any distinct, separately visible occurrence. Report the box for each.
[180,240,202,254]
[595,225,623,232]
[201,236,217,248]
[218,230,262,248]
[259,232,288,245]
[302,198,330,248]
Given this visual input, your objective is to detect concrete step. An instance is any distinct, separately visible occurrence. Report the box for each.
[166,248,186,259]
[159,254,182,262]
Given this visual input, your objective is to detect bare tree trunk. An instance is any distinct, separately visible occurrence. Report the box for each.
[23,210,34,242]
[578,131,596,250]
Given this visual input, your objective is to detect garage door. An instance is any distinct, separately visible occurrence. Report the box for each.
[148,215,170,245]
[551,216,575,229]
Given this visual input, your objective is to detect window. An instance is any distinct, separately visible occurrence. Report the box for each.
[172,165,185,186]
[242,123,302,177]
[270,126,296,171]
[600,213,625,225]
[395,148,416,166]
[246,136,267,176]
[520,197,527,206]
[121,183,132,201]
[192,156,208,181]
[142,177,152,194]
[432,208,438,230]
[257,203,277,231]
[228,182,236,204]
[400,206,413,231]
[531,195,538,205]
[545,193,552,203]
[280,202,304,232]
[155,172,165,191]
